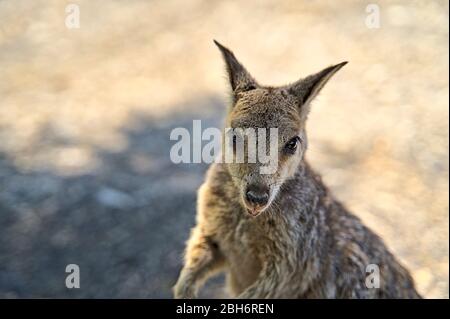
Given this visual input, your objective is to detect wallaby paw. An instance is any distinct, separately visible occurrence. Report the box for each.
[173,280,197,299]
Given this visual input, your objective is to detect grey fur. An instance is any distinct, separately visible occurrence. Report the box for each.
[173,42,421,299]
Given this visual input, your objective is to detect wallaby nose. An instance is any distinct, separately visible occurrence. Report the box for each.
[245,185,269,207]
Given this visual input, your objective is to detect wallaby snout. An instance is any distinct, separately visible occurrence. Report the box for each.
[244,183,270,215]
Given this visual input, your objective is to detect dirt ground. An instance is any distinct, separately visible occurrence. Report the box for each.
[0,0,448,298]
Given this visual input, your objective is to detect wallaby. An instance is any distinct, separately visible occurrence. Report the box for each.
[173,41,421,299]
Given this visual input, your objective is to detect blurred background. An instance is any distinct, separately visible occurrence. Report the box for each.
[0,0,448,298]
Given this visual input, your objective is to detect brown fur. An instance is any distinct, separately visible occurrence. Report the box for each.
[173,41,421,299]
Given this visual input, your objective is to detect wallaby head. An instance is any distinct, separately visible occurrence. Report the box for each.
[214,40,347,217]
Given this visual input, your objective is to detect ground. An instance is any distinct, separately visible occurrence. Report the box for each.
[0,0,448,298]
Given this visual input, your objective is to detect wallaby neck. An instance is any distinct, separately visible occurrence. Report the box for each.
[278,161,328,205]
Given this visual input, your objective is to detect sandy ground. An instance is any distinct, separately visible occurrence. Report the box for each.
[0,0,448,298]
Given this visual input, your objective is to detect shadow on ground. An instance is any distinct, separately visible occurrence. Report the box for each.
[0,96,228,298]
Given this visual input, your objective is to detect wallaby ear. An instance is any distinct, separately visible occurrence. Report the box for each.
[288,61,347,120]
[214,40,258,96]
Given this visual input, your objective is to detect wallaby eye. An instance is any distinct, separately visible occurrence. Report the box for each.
[231,134,240,152]
[284,136,300,154]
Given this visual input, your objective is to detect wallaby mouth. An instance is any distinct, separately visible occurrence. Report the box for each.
[237,189,271,217]
[245,206,267,217]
